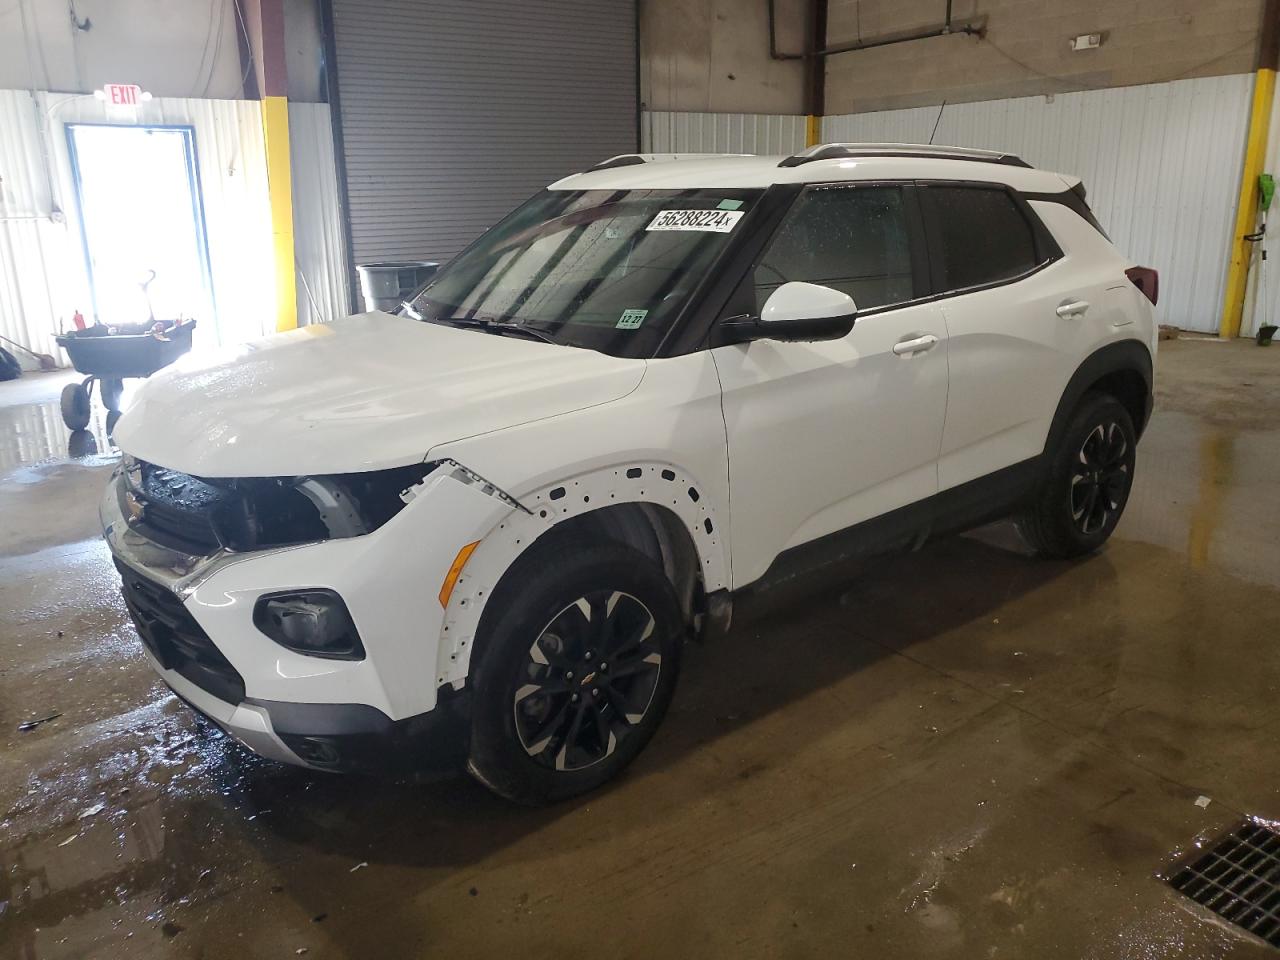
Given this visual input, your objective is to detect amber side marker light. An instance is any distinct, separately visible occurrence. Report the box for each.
[439,541,481,608]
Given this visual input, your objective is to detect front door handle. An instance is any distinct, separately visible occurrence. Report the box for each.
[1056,299,1090,319]
[892,334,939,356]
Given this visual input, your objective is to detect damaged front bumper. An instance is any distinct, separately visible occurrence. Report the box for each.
[100,462,511,773]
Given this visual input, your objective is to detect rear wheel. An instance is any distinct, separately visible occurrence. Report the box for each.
[467,543,684,805]
[60,382,91,431]
[1017,392,1136,558]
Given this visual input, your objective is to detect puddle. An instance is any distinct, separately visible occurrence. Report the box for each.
[0,398,118,474]
[1116,412,1280,589]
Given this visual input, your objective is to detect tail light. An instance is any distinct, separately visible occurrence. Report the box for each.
[1126,266,1159,306]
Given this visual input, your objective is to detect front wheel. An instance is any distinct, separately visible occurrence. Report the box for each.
[467,543,685,805]
[1017,392,1137,558]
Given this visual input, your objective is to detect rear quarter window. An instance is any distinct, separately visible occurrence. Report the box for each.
[926,186,1041,291]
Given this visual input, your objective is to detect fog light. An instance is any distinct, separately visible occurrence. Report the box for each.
[283,735,344,769]
[253,590,365,660]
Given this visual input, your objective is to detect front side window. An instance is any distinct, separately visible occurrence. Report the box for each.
[407,188,762,358]
[927,186,1040,291]
[753,186,916,312]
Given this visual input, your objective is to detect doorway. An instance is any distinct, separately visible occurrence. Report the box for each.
[66,124,216,343]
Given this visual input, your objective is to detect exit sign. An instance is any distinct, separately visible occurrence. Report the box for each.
[103,83,142,105]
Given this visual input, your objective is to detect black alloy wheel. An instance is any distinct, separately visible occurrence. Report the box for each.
[513,591,663,772]
[468,542,683,805]
[1017,392,1137,558]
[1070,421,1130,535]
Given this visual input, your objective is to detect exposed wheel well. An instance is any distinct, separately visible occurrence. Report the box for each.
[1087,367,1150,438]
[1046,343,1153,458]
[440,463,728,688]
[528,503,705,623]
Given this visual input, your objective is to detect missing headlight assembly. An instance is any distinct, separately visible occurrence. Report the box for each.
[120,456,438,554]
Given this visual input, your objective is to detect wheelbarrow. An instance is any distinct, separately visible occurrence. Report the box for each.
[54,319,196,430]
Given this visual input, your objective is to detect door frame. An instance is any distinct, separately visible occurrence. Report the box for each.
[744,179,935,319]
[683,180,938,355]
[65,122,217,329]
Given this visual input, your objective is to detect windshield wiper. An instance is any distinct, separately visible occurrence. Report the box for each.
[482,320,557,344]
[428,314,558,344]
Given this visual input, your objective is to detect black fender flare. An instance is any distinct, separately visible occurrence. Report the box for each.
[1043,339,1153,458]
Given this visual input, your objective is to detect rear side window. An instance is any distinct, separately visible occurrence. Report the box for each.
[754,186,916,311]
[926,186,1040,291]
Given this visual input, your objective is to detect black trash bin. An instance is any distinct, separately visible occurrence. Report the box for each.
[356,261,439,313]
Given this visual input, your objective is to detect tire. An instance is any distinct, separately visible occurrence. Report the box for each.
[1017,392,1137,559]
[466,542,685,805]
[100,378,124,412]
[60,382,91,431]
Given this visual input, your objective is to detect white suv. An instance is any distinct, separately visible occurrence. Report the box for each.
[102,143,1157,803]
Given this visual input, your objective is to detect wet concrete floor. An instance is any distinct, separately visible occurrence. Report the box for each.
[1,341,1279,958]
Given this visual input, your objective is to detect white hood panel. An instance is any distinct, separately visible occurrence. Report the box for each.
[113,312,646,477]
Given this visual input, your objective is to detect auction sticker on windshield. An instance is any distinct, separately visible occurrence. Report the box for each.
[646,209,744,232]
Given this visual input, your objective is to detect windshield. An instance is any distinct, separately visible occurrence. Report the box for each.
[406,188,763,358]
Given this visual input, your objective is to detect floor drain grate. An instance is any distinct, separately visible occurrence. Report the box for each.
[1168,820,1280,947]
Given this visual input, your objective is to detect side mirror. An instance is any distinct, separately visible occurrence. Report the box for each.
[721,281,857,344]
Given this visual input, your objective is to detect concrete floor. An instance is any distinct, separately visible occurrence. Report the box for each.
[1,340,1279,959]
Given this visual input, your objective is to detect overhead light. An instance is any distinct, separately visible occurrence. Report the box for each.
[1070,33,1103,51]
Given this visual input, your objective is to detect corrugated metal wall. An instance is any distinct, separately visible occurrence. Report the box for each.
[289,102,349,327]
[0,90,350,362]
[641,111,808,154]
[824,74,1254,333]
[329,0,638,268]
[0,90,85,364]
[639,75,1252,334]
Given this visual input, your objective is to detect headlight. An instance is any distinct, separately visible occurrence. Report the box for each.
[119,459,438,554]
[253,590,365,660]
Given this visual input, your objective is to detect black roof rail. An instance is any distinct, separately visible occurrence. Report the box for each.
[590,155,648,171]
[779,143,1032,169]
[587,152,754,172]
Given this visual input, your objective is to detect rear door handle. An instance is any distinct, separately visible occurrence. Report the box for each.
[1056,299,1090,319]
[892,334,939,356]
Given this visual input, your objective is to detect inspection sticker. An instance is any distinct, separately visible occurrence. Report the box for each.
[646,209,744,232]
[616,308,648,330]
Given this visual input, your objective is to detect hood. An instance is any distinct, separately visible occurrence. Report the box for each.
[114,312,646,477]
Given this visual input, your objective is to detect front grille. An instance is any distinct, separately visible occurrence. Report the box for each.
[1168,820,1280,947]
[136,500,221,553]
[126,461,335,554]
[115,559,246,705]
[130,464,231,554]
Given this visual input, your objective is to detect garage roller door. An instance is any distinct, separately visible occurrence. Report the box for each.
[327,0,637,273]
